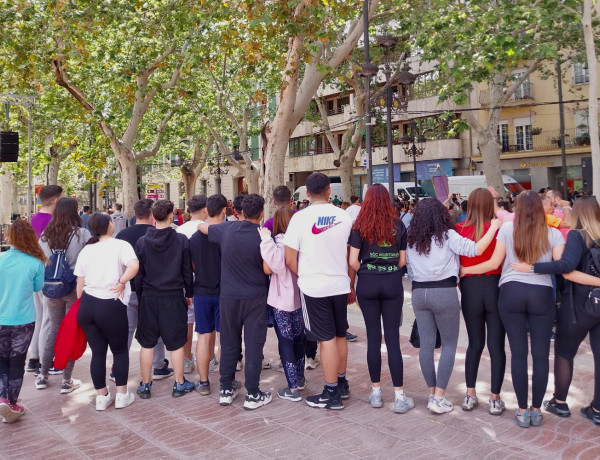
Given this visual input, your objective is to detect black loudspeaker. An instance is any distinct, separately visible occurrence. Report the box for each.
[582,156,593,194]
[0,131,19,162]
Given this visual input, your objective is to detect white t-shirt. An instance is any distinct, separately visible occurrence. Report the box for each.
[176,220,205,239]
[74,238,137,305]
[283,203,352,298]
[346,204,361,223]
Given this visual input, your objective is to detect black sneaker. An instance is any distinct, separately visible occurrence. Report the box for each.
[137,382,152,399]
[543,398,571,417]
[306,386,344,410]
[338,377,350,400]
[172,379,195,398]
[345,332,358,342]
[152,359,174,380]
[26,358,40,372]
[581,405,600,425]
[243,390,273,410]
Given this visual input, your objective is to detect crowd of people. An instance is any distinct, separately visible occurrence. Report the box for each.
[0,174,599,430]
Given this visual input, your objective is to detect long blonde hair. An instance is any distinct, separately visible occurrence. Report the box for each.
[513,191,550,264]
[571,196,600,248]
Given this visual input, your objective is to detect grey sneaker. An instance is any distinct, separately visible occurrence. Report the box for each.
[369,389,383,408]
[183,357,194,374]
[462,395,479,411]
[262,359,271,369]
[489,398,505,415]
[394,394,415,414]
[209,358,219,373]
[277,387,302,402]
[429,396,453,414]
[195,381,210,396]
[297,377,307,390]
[236,360,243,371]
[515,410,531,428]
[59,379,81,394]
[530,410,543,427]
[35,375,48,390]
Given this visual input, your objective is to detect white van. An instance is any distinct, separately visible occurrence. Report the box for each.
[362,182,430,202]
[447,175,525,198]
[292,183,345,202]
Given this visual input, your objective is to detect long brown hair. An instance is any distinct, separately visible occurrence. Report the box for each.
[353,183,396,245]
[272,207,294,235]
[513,191,550,264]
[41,197,82,249]
[571,196,600,248]
[462,188,495,241]
[8,220,47,263]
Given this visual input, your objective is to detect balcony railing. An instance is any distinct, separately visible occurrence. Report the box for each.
[289,145,335,158]
[497,127,590,153]
[326,106,344,116]
[479,83,535,106]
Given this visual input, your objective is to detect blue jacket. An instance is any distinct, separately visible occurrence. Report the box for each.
[0,248,44,326]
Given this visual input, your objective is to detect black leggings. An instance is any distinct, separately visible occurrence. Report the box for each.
[356,272,404,387]
[77,292,129,389]
[0,323,35,404]
[554,296,600,410]
[460,275,506,395]
[499,282,554,409]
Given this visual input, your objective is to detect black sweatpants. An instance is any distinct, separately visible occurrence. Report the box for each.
[460,274,506,395]
[0,323,35,404]
[498,282,554,409]
[219,296,268,395]
[554,295,600,410]
[77,292,129,388]
[356,272,404,387]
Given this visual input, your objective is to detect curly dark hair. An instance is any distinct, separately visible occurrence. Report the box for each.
[407,198,454,255]
[40,197,83,250]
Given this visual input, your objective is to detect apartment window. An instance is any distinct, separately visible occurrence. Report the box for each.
[573,62,590,85]
[497,122,509,152]
[575,109,589,137]
[412,71,439,99]
[511,73,532,101]
[338,95,350,107]
[514,117,533,151]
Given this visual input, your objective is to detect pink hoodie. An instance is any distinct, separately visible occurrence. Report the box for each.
[259,233,301,312]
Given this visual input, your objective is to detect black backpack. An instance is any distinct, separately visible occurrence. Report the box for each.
[570,236,600,323]
[42,231,77,299]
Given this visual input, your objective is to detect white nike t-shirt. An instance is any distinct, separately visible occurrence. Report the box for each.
[283,203,352,298]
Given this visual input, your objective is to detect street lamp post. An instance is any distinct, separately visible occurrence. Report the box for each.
[401,120,426,203]
[373,35,416,203]
[206,155,229,195]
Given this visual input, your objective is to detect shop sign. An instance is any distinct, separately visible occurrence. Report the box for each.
[520,161,554,167]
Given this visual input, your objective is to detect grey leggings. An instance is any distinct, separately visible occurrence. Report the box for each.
[412,287,460,390]
[41,292,77,379]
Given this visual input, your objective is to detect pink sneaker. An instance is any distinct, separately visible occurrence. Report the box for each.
[2,403,25,423]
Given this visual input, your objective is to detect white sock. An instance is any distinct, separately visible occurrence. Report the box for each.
[395,389,405,400]
[434,395,444,402]
[372,386,381,394]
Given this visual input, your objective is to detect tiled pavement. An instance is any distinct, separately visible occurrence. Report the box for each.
[2,278,599,459]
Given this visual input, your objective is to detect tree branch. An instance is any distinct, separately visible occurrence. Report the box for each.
[135,108,176,159]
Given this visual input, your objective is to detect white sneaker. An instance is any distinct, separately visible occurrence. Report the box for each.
[96,392,115,411]
[489,398,506,415]
[305,357,320,370]
[262,359,271,369]
[462,395,479,411]
[184,357,195,374]
[430,396,453,414]
[209,358,219,373]
[115,391,135,409]
[236,360,243,371]
[426,394,435,410]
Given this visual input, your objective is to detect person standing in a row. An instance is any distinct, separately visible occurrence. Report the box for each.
[0,221,46,423]
[463,191,565,428]
[455,188,506,415]
[75,213,139,410]
[348,184,413,413]
[407,198,500,414]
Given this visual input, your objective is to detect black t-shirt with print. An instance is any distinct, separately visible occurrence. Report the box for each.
[348,219,407,275]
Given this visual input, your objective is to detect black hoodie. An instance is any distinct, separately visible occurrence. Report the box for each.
[134,226,193,298]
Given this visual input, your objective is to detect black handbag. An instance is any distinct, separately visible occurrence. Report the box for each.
[409,319,442,349]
